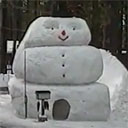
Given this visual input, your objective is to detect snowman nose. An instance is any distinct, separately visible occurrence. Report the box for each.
[61,30,66,36]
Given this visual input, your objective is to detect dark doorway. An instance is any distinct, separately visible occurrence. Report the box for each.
[52,99,70,120]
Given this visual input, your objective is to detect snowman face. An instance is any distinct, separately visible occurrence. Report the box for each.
[24,17,91,48]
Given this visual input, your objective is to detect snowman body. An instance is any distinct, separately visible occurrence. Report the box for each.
[9,17,110,121]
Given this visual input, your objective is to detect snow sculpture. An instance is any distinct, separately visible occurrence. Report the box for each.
[9,17,110,121]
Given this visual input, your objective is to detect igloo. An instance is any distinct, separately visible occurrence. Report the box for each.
[9,17,110,121]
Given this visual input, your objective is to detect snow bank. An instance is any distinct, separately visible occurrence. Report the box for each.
[98,49,128,110]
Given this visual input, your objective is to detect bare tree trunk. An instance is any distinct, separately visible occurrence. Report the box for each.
[0,0,3,72]
[0,0,7,73]
[102,24,106,49]
[107,1,122,54]
[10,0,23,67]
[91,1,101,48]
[52,1,72,17]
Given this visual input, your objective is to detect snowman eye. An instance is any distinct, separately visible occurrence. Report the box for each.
[51,27,54,30]
[72,27,76,30]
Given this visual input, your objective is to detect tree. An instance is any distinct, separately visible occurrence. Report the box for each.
[0,0,3,72]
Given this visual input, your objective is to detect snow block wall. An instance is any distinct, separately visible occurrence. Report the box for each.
[9,17,111,121]
[24,17,91,47]
[9,77,110,121]
[13,46,103,84]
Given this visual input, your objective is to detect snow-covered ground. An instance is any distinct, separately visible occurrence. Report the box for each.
[0,92,127,128]
[0,50,128,128]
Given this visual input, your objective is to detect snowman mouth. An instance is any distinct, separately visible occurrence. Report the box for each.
[58,36,69,41]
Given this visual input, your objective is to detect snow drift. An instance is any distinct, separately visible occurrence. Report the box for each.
[98,49,128,110]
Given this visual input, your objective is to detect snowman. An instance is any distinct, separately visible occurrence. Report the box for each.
[9,17,110,121]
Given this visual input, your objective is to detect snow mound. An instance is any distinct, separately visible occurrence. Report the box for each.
[98,49,128,110]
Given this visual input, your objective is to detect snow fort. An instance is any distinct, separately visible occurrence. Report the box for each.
[9,17,111,121]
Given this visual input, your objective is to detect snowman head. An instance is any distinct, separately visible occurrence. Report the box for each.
[24,17,91,48]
